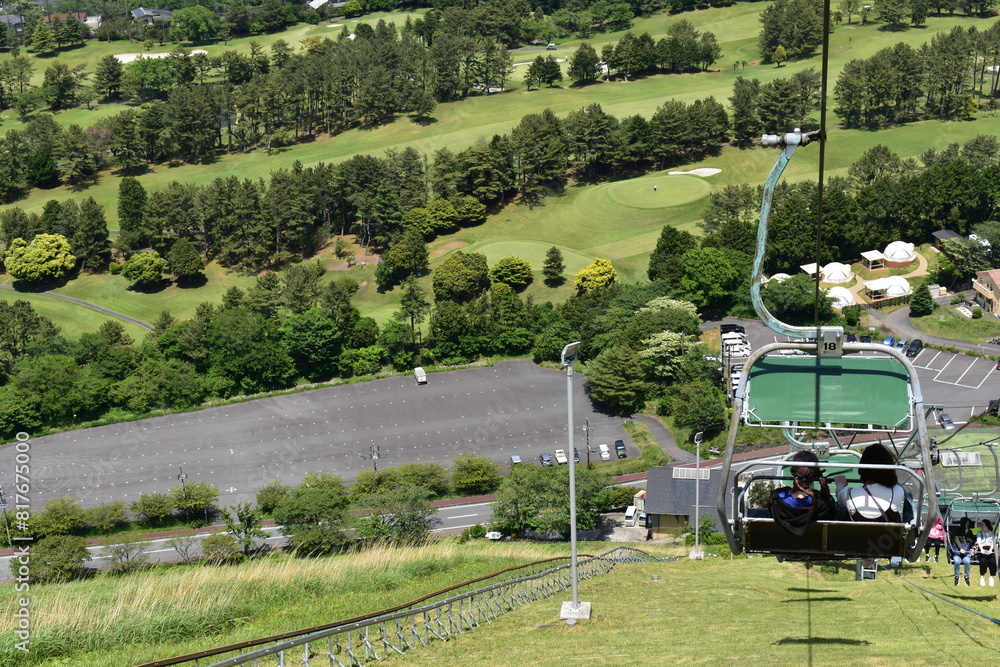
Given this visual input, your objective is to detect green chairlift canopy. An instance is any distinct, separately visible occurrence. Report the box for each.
[743,356,912,431]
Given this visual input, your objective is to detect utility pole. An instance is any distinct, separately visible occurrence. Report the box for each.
[371,444,379,473]
[0,486,11,548]
[178,466,188,522]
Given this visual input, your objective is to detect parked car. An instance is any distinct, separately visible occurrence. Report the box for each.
[539,453,553,465]
[846,334,858,343]
[615,439,627,458]
[598,443,611,461]
[545,42,557,49]
[720,324,746,334]
[906,339,923,358]
[883,336,895,347]
[894,338,908,350]
[573,448,580,463]
[860,335,872,343]
[554,449,568,464]
[510,455,522,465]
[413,367,427,384]
[939,413,956,430]
[731,363,745,374]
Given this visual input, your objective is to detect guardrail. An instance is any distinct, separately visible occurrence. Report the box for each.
[138,546,674,667]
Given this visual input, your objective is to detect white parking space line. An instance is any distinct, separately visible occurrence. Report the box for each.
[915,350,941,369]
[932,354,956,382]
[954,358,979,386]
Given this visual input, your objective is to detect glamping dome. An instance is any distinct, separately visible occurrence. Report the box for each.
[826,286,855,309]
[883,241,916,267]
[883,275,912,297]
[821,262,852,284]
[769,273,792,283]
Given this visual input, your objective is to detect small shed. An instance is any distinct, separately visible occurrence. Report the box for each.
[827,286,856,309]
[861,250,884,271]
[800,263,820,278]
[821,262,852,284]
[932,230,960,250]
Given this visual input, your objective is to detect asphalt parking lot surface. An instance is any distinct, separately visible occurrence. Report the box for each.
[0,361,634,509]
[710,318,1000,428]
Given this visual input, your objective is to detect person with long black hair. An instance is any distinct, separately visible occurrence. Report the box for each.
[976,519,996,587]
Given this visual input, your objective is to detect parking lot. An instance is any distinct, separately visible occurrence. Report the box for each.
[712,319,1000,428]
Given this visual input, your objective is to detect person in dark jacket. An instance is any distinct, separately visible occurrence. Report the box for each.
[769,450,836,536]
[950,517,975,586]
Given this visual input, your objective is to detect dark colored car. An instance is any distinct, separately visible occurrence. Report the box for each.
[906,339,923,358]
[846,334,858,343]
[539,453,553,465]
[614,439,627,458]
[860,336,872,343]
[720,324,746,335]
[573,448,580,463]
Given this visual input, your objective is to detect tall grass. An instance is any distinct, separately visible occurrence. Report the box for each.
[0,541,562,666]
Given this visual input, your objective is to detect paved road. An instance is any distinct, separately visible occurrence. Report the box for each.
[0,361,637,511]
[0,500,510,579]
[0,284,153,330]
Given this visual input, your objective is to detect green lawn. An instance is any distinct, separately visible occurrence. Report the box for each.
[8,537,996,665]
[0,288,148,341]
[932,428,1000,495]
[911,307,1000,344]
[3,8,1000,335]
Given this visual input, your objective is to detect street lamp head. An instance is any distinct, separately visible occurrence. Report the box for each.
[561,341,581,367]
[694,431,704,446]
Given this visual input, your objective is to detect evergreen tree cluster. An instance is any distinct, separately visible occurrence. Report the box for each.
[835,25,1000,127]
[599,20,722,81]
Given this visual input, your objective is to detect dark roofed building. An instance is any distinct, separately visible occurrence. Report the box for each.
[645,465,724,538]
[0,13,24,31]
[131,7,173,23]
[43,12,86,22]
[931,229,960,249]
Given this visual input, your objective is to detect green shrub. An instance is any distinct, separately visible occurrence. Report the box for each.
[108,261,121,274]
[256,480,291,514]
[468,523,487,538]
[973,307,983,319]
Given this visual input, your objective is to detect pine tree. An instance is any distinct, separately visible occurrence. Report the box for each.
[117,177,148,251]
[167,237,204,282]
[73,197,111,272]
[543,246,565,286]
[31,22,56,56]
[93,55,125,101]
[909,283,935,317]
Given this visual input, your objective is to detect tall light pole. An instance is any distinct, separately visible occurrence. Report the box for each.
[559,341,590,621]
[691,431,704,560]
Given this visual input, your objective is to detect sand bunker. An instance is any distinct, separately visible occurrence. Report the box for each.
[668,168,722,177]
[327,23,343,27]
[115,49,208,63]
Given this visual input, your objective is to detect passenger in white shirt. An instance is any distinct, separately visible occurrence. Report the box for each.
[834,444,908,522]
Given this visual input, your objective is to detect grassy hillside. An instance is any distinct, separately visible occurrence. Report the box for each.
[4,540,997,665]
[2,7,999,332]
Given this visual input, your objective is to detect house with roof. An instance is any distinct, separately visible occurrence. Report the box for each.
[932,229,960,250]
[644,465,723,538]
[973,269,1000,313]
[131,7,173,24]
[43,12,86,23]
[0,13,24,31]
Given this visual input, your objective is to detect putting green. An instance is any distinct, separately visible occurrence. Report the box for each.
[606,174,712,209]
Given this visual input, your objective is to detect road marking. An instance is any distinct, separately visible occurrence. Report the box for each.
[449,513,479,519]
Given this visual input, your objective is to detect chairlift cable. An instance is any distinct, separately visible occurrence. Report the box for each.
[876,562,1000,626]
[812,0,833,330]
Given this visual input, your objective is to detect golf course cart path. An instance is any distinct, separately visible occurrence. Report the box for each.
[0,284,154,331]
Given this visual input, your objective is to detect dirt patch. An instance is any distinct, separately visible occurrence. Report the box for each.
[431,241,468,258]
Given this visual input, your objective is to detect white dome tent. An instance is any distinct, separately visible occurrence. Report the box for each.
[821,262,852,284]
[883,241,915,266]
[826,286,855,309]
[769,273,792,283]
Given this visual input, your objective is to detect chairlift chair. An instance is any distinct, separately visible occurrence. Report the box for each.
[715,129,939,563]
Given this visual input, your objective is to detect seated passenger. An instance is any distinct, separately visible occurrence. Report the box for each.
[834,444,908,522]
[769,450,836,536]
[951,517,975,586]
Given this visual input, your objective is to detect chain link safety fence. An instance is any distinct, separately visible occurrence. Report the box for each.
[137,547,676,667]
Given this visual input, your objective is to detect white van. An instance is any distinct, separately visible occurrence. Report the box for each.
[598,443,611,461]
[624,505,637,527]
[413,367,427,384]
[721,333,748,346]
